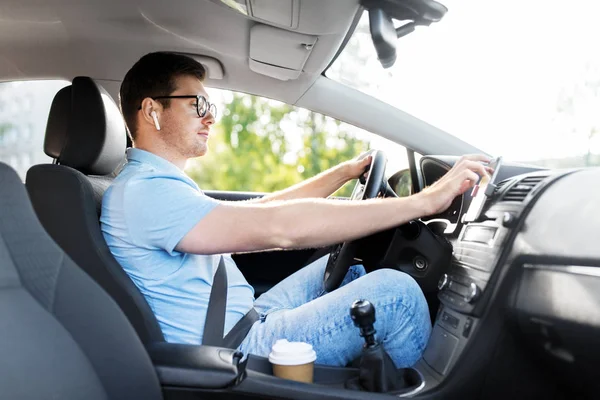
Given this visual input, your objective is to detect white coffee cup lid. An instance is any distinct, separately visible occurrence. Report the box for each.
[268,339,317,365]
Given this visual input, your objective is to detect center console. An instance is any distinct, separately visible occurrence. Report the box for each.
[418,170,551,389]
[422,202,519,378]
[437,206,515,315]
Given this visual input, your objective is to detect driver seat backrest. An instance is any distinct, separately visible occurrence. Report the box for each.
[0,162,162,400]
[25,76,164,344]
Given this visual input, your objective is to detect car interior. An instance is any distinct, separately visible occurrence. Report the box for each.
[1,0,600,399]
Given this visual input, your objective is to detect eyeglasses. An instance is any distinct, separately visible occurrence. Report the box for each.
[140,95,217,119]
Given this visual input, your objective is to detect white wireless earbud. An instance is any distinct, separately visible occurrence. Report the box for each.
[151,110,161,131]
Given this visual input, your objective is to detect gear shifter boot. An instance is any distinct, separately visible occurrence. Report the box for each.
[345,299,408,392]
[345,344,407,392]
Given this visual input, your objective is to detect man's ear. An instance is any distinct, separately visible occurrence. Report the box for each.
[140,98,162,131]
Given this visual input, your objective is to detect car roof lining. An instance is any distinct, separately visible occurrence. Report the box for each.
[0,0,360,106]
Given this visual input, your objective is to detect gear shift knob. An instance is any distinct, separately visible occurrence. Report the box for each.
[347,300,406,393]
[350,299,377,348]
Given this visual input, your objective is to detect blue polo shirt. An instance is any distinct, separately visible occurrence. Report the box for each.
[100,148,255,344]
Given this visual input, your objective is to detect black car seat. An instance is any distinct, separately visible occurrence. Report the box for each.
[0,161,162,399]
[25,76,164,344]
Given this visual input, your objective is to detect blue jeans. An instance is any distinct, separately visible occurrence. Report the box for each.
[238,255,431,368]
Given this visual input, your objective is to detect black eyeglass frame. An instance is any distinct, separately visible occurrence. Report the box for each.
[138,95,217,119]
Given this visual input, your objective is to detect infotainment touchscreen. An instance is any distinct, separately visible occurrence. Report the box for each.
[462,157,502,223]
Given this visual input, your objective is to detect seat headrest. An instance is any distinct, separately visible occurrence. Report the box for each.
[44,76,127,175]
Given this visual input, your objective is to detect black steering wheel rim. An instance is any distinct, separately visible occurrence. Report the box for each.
[323,150,387,292]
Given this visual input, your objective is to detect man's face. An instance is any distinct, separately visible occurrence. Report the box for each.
[158,75,215,158]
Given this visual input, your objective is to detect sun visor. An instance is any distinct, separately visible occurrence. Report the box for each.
[250,0,299,29]
[173,54,224,80]
[249,24,317,81]
[215,0,300,29]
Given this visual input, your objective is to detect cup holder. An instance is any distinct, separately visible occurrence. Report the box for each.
[244,355,425,395]
[391,368,426,396]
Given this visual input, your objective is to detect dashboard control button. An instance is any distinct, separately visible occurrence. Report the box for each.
[463,317,474,338]
[414,256,427,271]
[464,282,480,303]
[441,312,459,329]
[438,274,449,290]
[502,212,516,228]
[452,274,467,285]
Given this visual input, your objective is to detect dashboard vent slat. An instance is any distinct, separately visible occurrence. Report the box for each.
[493,178,511,195]
[502,175,547,202]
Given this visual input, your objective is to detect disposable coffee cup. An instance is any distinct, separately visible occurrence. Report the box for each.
[268,339,317,383]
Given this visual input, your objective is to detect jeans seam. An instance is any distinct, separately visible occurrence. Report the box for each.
[381,300,429,357]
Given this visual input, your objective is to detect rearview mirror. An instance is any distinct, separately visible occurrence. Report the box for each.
[368,9,398,69]
[363,0,448,69]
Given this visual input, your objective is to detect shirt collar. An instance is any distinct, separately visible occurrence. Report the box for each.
[126,148,184,176]
[125,148,202,191]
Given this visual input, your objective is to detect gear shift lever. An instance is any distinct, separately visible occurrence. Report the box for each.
[350,299,377,348]
[345,299,407,393]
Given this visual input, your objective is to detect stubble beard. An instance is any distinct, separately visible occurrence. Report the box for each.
[162,126,208,159]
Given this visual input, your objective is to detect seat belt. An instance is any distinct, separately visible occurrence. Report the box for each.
[203,256,259,349]
[202,256,228,346]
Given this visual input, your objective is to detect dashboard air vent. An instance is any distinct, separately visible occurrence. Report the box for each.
[502,175,547,202]
[493,178,511,195]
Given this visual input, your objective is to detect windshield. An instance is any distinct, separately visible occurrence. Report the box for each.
[328,0,600,168]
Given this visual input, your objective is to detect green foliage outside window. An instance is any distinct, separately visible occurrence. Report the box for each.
[186,93,369,197]
[0,123,11,138]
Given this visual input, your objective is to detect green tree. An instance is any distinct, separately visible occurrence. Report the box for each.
[187,93,369,197]
[0,123,11,138]
[187,94,301,192]
[297,112,369,196]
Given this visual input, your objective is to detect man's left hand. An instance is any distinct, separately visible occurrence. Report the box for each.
[342,152,373,181]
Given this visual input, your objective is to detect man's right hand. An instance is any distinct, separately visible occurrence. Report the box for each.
[417,154,492,216]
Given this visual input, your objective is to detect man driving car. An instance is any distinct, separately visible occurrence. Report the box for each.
[101,52,491,368]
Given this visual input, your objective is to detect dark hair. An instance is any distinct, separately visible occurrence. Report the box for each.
[119,52,206,140]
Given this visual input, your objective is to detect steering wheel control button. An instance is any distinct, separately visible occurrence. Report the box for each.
[438,274,449,291]
[502,212,516,228]
[464,283,480,303]
[414,256,427,271]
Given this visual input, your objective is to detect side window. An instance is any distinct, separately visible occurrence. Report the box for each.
[0,80,70,180]
[185,89,410,197]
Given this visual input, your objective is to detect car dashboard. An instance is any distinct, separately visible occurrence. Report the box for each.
[420,156,553,315]
[390,155,600,398]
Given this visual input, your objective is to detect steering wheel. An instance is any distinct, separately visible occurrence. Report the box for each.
[323,150,388,292]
